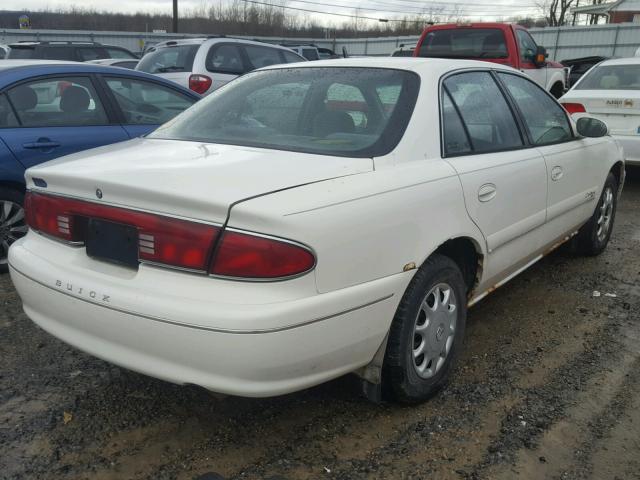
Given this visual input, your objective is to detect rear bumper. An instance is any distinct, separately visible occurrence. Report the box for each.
[612,135,640,166]
[9,233,407,397]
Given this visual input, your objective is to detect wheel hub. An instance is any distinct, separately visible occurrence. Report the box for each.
[412,283,457,379]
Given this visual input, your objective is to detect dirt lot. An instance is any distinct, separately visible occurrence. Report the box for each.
[1,172,640,480]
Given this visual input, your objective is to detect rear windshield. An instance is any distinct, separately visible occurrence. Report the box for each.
[149,67,420,158]
[418,28,508,59]
[137,44,199,73]
[576,64,640,90]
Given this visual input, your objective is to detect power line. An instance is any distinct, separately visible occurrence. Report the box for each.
[287,0,538,15]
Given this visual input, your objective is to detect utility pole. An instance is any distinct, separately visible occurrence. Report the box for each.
[172,0,178,33]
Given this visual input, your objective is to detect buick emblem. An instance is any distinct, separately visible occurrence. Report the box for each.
[96,188,103,199]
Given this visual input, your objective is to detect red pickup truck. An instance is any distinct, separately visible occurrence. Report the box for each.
[414,23,568,98]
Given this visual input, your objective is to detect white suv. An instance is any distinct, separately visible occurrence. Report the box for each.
[136,37,306,95]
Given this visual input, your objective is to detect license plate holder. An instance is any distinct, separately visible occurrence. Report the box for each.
[86,218,139,268]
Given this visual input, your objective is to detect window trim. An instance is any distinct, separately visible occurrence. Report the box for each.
[438,68,528,159]
[97,73,197,126]
[1,74,116,129]
[494,70,577,147]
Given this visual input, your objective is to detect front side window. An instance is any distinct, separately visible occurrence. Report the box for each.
[137,45,199,74]
[149,67,420,158]
[418,28,508,59]
[498,72,573,145]
[6,76,108,127]
[443,72,523,154]
[104,77,195,125]
[516,29,538,63]
[206,44,244,74]
[576,64,640,90]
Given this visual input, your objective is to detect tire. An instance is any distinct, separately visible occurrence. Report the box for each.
[573,172,618,256]
[382,254,467,404]
[0,187,26,274]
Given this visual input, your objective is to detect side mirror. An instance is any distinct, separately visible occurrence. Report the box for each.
[576,116,609,138]
[534,46,547,67]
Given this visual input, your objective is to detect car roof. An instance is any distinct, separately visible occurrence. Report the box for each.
[0,60,199,97]
[150,37,305,52]
[262,57,520,77]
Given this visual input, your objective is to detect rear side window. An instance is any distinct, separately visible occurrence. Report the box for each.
[137,45,199,74]
[104,77,195,125]
[244,45,284,69]
[6,76,108,127]
[443,72,523,154]
[418,28,508,59]
[441,92,471,155]
[498,72,573,145]
[576,64,640,90]
[206,44,244,74]
[0,94,19,128]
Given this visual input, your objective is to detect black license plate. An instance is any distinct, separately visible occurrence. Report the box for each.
[86,218,139,268]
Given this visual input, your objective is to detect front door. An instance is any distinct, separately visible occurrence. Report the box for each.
[496,71,601,240]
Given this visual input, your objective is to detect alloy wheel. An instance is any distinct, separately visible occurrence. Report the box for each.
[0,200,27,266]
[596,186,614,243]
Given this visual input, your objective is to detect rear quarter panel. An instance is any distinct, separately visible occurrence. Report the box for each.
[228,159,486,294]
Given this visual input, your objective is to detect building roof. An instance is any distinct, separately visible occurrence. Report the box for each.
[571,0,640,14]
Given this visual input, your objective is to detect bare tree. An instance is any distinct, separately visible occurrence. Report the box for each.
[536,0,577,26]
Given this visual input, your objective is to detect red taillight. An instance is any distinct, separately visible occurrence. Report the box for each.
[188,74,212,94]
[24,192,219,271]
[210,231,315,279]
[24,192,316,279]
[562,102,586,114]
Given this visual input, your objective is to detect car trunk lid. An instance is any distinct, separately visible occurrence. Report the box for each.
[568,90,640,135]
[24,137,373,225]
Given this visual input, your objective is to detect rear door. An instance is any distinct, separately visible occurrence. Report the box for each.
[100,75,197,138]
[0,75,128,169]
[515,28,547,89]
[441,70,548,281]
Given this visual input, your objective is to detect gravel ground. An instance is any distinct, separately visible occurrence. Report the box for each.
[1,171,640,480]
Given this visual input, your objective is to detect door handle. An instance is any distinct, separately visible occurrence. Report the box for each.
[551,166,563,181]
[478,183,497,203]
[22,138,61,150]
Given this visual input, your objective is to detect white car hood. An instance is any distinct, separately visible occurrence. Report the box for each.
[25,138,373,223]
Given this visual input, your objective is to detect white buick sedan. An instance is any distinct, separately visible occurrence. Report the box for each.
[9,58,624,403]
[561,57,640,166]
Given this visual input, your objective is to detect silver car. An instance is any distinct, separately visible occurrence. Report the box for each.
[136,37,306,95]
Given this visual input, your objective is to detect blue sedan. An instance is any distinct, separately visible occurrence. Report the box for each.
[0,60,200,271]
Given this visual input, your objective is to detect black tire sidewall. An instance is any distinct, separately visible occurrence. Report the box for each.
[579,173,617,256]
[384,255,467,403]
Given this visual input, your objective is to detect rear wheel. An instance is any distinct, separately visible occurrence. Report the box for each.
[573,172,617,256]
[0,188,26,273]
[550,82,564,99]
[383,254,467,403]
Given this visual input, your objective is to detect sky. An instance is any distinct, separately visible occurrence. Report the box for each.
[1,0,544,24]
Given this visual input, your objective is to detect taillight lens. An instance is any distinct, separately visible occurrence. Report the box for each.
[210,231,315,279]
[24,192,316,279]
[188,74,212,94]
[24,192,219,271]
[562,102,586,114]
